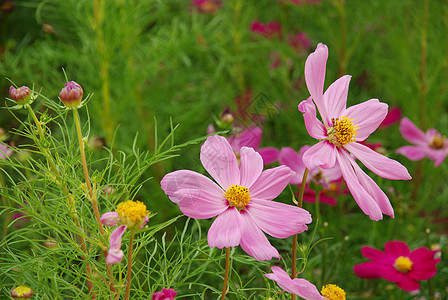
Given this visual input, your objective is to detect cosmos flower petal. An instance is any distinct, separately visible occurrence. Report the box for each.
[396,146,426,161]
[239,212,279,261]
[384,241,410,257]
[425,148,447,167]
[106,247,124,264]
[345,142,411,180]
[304,43,329,125]
[234,126,262,150]
[100,212,120,226]
[161,170,224,202]
[278,146,308,184]
[353,262,381,279]
[109,225,127,249]
[298,98,327,140]
[247,199,311,238]
[265,266,324,300]
[152,288,177,300]
[343,99,388,141]
[250,165,294,200]
[173,188,228,219]
[408,248,440,280]
[200,135,240,188]
[323,75,351,119]
[239,147,263,187]
[399,118,428,145]
[207,207,242,249]
[257,147,279,165]
[336,149,383,221]
[302,141,336,171]
[361,246,391,262]
[396,276,420,292]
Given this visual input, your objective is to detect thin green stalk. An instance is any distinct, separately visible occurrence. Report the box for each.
[291,168,309,300]
[419,0,428,128]
[124,230,136,300]
[221,247,230,300]
[0,172,11,240]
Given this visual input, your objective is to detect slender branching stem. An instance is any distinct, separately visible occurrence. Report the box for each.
[291,168,309,300]
[124,230,136,300]
[221,247,231,300]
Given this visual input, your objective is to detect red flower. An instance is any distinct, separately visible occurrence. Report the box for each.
[250,20,282,39]
[354,241,440,291]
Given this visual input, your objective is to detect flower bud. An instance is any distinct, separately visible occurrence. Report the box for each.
[9,86,32,106]
[11,286,33,299]
[59,81,83,108]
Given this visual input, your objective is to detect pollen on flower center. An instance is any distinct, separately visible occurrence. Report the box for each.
[328,116,358,146]
[225,184,251,209]
[116,200,149,223]
[394,256,413,273]
[429,134,445,149]
[321,284,346,300]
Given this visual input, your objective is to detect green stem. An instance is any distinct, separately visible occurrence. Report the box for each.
[0,172,11,240]
[221,247,230,300]
[124,230,136,300]
[291,168,309,300]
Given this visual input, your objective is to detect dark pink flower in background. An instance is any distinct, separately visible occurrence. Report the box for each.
[59,81,84,108]
[161,135,311,261]
[279,146,344,206]
[288,32,311,54]
[299,43,411,221]
[0,143,13,159]
[192,0,222,13]
[380,106,401,128]
[9,86,32,106]
[250,20,282,39]
[152,288,177,300]
[396,117,448,167]
[354,241,440,291]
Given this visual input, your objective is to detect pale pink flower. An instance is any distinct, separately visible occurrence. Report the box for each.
[396,118,448,167]
[0,143,13,160]
[161,135,312,261]
[299,43,411,221]
[152,288,177,300]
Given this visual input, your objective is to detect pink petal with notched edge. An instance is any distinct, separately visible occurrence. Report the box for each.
[161,170,224,202]
[408,248,440,280]
[396,146,426,161]
[207,207,242,248]
[239,147,263,187]
[298,98,327,140]
[302,141,336,171]
[353,262,380,279]
[347,152,394,217]
[343,99,388,141]
[257,147,279,165]
[247,199,311,239]
[361,246,392,262]
[200,135,240,189]
[384,241,410,257]
[305,43,329,125]
[323,75,351,119]
[265,266,324,300]
[336,149,382,220]
[100,212,120,226]
[345,142,411,180]
[239,211,279,261]
[425,148,447,167]
[173,188,228,219]
[249,165,294,201]
[234,126,262,150]
[399,118,428,145]
[106,225,127,264]
[396,276,420,292]
[107,247,124,264]
[278,147,307,184]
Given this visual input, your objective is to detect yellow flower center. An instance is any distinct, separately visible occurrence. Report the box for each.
[13,286,32,296]
[116,200,149,225]
[321,284,346,300]
[225,185,251,210]
[328,116,358,146]
[429,134,445,149]
[394,256,413,273]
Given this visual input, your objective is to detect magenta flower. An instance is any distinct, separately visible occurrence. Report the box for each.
[59,81,84,108]
[279,146,343,206]
[265,266,346,299]
[250,20,282,39]
[0,143,13,160]
[396,118,448,167]
[161,135,312,261]
[100,200,150,264]
[354,241,441,292]
[299,43,411,220]
[9,86,32,106]
[288,32,311,54]
[380,106,402,128]
[152,288,177,300]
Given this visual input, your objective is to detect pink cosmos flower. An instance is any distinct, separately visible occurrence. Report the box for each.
[299,43,411,221]
[380,106,401,128]
[59,81,84,108]
[265,266,346,299]
[354,241,441,292]
[288,32,311,55]
[250,20,282,39]
[279,146,343,206]
[160,135,312,261]
[0,143,13,159]
[396,118,448,167]
[152,288,177,300]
